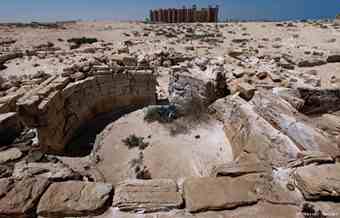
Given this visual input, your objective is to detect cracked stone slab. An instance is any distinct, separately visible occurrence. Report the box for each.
[0,177,50,217]
[183,176,259,212]
[211,161,270,177]
[37,181,113,217]
[12,160,81,181]
[294,164,340,200]
[112,179,183,212]
[0,147,23,164]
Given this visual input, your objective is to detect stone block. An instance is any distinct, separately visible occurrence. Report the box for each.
[112,179,183,212]
[0,177,50,217]
[37,181,112,217]
[183,176,259,212]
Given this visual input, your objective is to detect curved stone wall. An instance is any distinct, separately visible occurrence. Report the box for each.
[16,67,156,153]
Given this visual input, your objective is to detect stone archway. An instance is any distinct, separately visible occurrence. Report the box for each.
[16,67,156,153]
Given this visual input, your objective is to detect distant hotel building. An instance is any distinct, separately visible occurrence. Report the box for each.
[149,5,219,23]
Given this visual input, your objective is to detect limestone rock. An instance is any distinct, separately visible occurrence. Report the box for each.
[17,68,156,152]
[297,57,326,67]
[237,82,256,101]
[0,165,12,179]
[37,181,112,217]
[0,147,23,164]
[297,87,340,115]
[210,95,300,167]
[12,161,80,181]
[327,51,340,63]
[201,201,300,218]
[255,71,267,80]
[0,112,22,145]
[272,87,305,110]
[0,177,50,217]
[294,164,340,200]
[268,72,282,82]
[288,151,334,168]
[316,113,340,136]
[112,179,183,212]
[251,91,339,156]
[183,176,259,212]
[168,66,228,115]
[111,54,137,66]
[211,161,269,177]
[0,52,23,66]
[227,48,244,59]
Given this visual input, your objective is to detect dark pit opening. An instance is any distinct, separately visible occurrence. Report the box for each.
[64,106,144,157]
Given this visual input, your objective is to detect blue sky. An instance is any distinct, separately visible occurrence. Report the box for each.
[0,0,339,22]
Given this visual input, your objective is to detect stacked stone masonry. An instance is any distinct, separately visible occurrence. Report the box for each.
[0,66,157,153]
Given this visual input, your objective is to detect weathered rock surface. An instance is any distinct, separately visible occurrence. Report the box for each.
[16,66,156,152]
[294,164,340,200]
[37,181,112,217]
[169,64,228,115]
[297,57,326,67]
[287,151,334,168]
[183,176,259,212]
[237,82,256,101]
[272,87,305,110]
[211,161,269,177]
[41,202,301,218]
[251,91,339,156]
[298,87,340,114]
[0,165,12,179]
[327,51,340,63]
[315,113,340,137]
[0,52,23,66]
[210,95,300,167]
[0,147,23,164]
[112,179,183,212]
[0,177,50,217]
[0,112,22,145]
[12,161,80,181]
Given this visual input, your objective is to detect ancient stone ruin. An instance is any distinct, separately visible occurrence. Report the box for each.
[1,17,340,218]
[150,5,219,23]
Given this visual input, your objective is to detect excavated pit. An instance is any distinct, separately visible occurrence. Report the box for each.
[90,108,234,185]
[64,106,144,157]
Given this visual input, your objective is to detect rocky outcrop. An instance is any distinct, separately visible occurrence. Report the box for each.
[294,164,340,200]
[112,179,183,212]
[0,52,23,69]
[297,57,327,67]
[0,148,22,164]
[37,181,112,217]
[0,177,50,218]
[287,151,334,168]
[251,91,339,156]
[297,87,340,114]
[169,63,228,115]
[327,50,340,63]
[12,161,80,181]
[183,175,259,212]
[210,95,300,167]
[236,82,256,101]
[315,113,340,137]
[211,161,269,177]
[0,112,22,145]
[15,66,156,152]
[272,87,305,111]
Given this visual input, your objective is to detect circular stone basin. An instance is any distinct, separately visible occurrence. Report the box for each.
[92,108,233,185]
